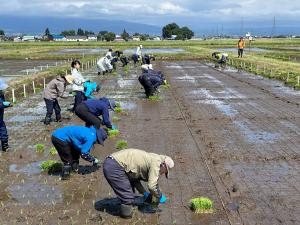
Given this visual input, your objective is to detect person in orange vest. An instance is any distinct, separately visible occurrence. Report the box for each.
[237,37,245,58]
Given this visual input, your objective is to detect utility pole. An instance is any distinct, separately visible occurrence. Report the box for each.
[240,17,244,36]
[271,16,276,38]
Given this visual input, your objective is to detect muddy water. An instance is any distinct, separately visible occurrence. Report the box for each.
[217,47,270,53]
[48,48,107,55]
[162,60,300,225]
[124,48,185,54]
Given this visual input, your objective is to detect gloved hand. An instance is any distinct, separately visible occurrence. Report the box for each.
[93,158,100,166]
[111,124,118,130]
[3,101,11,107]
[159,194,167,204]
[163,80,168,85]
[68,93,75,97]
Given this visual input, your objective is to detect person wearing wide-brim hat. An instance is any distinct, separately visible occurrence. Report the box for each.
[43,75,74,125]
[51,125,108,180]
[103,148,175,218]
[0,79,12,152]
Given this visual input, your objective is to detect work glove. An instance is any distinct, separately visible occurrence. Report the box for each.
[3,101,11,107]
[111,124,118,130]
[93,158,100,166]
[144,192,167,204]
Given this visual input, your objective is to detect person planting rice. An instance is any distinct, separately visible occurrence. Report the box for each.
[142,54,155,65]
[139,65,167,98]
[51,125,107,180]
[237,37,245,58]
[131,45,143,64]
[0,80,12,151]
[97,56,113,75]
[103,148,174,218]
[83,81,100,99]
[110,51,123,70]
[75,97,117,130]
[120,55,130,67]
[212,52,228,67]
[43,75,74,125]
[71,60,87,112]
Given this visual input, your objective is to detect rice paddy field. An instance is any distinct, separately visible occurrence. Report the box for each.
[0,39,300,225]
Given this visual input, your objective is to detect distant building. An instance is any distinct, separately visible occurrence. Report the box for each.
[65,36,88,42]
[88,35,97,41]
[22,36,35,42]
[53,35,66,41]
[132,36,141,41]
[152,37,161,41]
[13,37,22,42]
[115,35,125,42]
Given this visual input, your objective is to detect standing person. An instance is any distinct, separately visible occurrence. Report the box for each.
[0,80,12,152]
[131,45,143,65]
[43,75,74,125]
[51,125,107,180]
[103,148,174,218]
[71,60,86,111]
[237,37,245,58]
[75,97,116,129]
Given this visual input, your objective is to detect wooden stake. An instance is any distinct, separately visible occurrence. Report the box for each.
[23,84,26,98]
[12,89,16,103]
[32,81,36,94]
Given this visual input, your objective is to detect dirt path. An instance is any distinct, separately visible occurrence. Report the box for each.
[0,60,299,225]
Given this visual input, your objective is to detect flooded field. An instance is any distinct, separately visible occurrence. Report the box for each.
[123,48,185,54]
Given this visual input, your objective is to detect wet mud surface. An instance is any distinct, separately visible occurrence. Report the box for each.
[0,60,299,224]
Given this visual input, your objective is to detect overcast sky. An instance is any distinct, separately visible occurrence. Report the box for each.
[1,0,300,26]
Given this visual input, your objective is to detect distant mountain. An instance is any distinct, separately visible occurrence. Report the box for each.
[0,16,162,35]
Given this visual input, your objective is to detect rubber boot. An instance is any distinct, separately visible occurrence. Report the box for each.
[1,141,9,152]
[71,161,79,173]
[55,115,62,122]
[44,116,51,125]
[61,164,71,180]
[120,204,133,219]
[97,72,101,76]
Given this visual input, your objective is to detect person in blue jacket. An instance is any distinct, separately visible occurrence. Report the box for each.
[51,126,108,180]
[75,97,116,130]
[0,80,12,152]
[83,81,100,99]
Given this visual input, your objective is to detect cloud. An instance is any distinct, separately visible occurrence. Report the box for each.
[0,0,300,25]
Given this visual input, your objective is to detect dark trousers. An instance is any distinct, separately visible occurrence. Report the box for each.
[0,121,8,142]
[75,103,102,129]
[103,157,135,205]
[131,54,139,64]
[120,57,129,67]
[73,91,87,112]
[238,48,244,58]
[51,136,80,165]
[44,98,61,119]
[139,74,155,97]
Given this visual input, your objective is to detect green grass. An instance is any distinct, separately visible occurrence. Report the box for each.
[189,197,213,213]
[35,144,45,153]
[112,116,120,122]
[115,139,128,150]
[107,129,120,137]
[149,95,163,101]
[115,102,121,108]
[162,83,171,89]
[40,160,62,173]
[49,147,58,155]
[114,107,123,113]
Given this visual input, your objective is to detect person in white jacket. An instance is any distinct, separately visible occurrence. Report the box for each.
[97,56,113,75]
[105,49,113,59]
[71,60,87,112]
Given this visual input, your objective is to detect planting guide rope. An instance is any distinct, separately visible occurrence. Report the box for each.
[168,64,247,225]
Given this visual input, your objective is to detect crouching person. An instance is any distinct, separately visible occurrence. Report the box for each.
[0,80,12,151]
[212,52,228,67]
[43,75,74,125]
[75,97,116,129]
[83,81,100,99]
[97,56,113,75]
[103,148,174,218]
[51,125,107,180]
